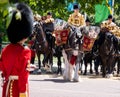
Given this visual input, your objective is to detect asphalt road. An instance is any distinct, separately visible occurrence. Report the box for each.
[0,73,120,97]
[0,58,120,97]
[29,74,120,97]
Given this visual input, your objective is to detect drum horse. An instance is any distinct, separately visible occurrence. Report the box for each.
[53,19,84,80]
[61,24,84,82]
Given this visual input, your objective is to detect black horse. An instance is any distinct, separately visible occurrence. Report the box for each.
[82,51,94,75]
[53,45,63,74]
[96,27,117,77]
[79,26,100,75]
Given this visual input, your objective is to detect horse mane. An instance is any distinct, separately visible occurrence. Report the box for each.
[100,27,109,33]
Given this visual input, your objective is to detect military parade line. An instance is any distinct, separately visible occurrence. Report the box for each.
[0,2,120,97]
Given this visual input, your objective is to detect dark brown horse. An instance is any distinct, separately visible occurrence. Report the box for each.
[32,21,52,73]
[97,28,117,77]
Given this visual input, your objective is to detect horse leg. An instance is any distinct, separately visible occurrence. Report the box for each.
[73,63,80,82]
[83,61,87,75]
[42,53,48,67]
[68,64,74,81]
[117,58,120,75]
[102,65,106,77]
[48,51,53,73]
[101,60,107,77]
[44,53,50,70]
[94,56,100,75]
[73,54,83,82]
[37,53,41,74]
[117,57,120,74]
[62,50,69,80]
[57,56,62,75]
[79,59,83,74]
[106,57,115,78]
[90,61,93,74]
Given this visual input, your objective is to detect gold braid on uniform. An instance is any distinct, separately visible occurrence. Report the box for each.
[101,22,120,38]
[45,18,54,23]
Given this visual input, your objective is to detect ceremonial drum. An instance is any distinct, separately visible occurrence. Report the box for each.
[53,19,70,46]
[82,26,100,51]
[54,29,70,46]
[101,22,120,39]
[54,18,68,30]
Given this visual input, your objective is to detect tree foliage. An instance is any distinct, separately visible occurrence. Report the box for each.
[0,0,120,41]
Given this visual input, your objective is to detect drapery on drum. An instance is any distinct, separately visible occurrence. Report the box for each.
[82,26,100,51]
[53,29,70,46]
[82,35,95,51]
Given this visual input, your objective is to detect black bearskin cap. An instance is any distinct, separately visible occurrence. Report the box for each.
[73,4,79,9]
[7,3,34,43]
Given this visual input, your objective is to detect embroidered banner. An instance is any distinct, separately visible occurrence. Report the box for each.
[53,29,70,46]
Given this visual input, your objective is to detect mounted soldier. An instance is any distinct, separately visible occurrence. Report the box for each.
[62,4,86,82]
[68,3,85,27]
[100,14,119,54]
[43,12,55,50]
[68,3,86,49]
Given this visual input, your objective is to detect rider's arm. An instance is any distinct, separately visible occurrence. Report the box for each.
[68,14,73,25]
[79,15,85,26]
[44,18,54,23]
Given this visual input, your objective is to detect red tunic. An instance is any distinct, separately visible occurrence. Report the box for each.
[0,43,31,97]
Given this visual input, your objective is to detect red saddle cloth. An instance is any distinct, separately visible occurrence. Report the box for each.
[54,29,70,46]
[82,35,95,51]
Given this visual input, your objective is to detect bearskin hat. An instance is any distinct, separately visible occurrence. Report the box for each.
[73,4,79,9]
[7,3,34,43]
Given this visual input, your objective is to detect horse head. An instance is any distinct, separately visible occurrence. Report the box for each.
[32,21,48,50]
[105,32,115,54]
[100,32,115,56]
[67,25,83,50]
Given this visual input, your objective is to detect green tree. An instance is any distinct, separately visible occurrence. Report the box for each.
[0,0,120,41]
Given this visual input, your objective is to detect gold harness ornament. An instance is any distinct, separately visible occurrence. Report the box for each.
[101,21,120,38]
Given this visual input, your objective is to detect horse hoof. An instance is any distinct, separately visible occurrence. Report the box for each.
[78,70,82,75]
[96,72,99,75]
[57,72,62,75]
[73,78,82,82]
[90,70,93,74]
[106,74,113,78]
[63,76,69,81]
[37,69,41,74]
[116,74,120,77]
[83,72,87,75]
[46,69,52,74]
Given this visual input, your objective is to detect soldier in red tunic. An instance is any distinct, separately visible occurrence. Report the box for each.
[0,3,33,97]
